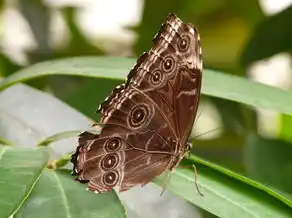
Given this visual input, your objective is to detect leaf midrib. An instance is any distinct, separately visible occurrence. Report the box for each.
[52,171,72,218]
[0,146,8,160]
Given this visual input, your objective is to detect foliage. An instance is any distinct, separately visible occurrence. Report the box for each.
[0,1,292,218]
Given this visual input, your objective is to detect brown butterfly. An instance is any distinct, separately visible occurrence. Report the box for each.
[71,13,202,193]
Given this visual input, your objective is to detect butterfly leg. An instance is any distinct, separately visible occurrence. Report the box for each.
[160,170,172,196]
[178,164,204,196]
[192,164,204,196]
[140,170,172,196]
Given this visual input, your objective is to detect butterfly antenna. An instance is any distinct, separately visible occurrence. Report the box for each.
[192,164,204,196]
[194,104,204,126]
[193,126,224,140]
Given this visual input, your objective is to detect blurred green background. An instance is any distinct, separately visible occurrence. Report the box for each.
[0,0,292,217]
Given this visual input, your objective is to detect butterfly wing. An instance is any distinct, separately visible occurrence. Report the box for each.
[126,14,202,168]
[71,13,202,192]
[72,86,175,192]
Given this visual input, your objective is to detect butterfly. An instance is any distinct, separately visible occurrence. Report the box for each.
[71,13,202,193]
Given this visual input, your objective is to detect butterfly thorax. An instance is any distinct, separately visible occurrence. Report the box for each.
[167,139,189,171]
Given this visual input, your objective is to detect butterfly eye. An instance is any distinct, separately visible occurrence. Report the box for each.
[178,35,190,52]
[105,138,121,152]
[133,108,145,124]
[150,70,163,85]
[128,104,151,129]
[102,171,119,186]
[162,56,175,73]
[101,154,119,170]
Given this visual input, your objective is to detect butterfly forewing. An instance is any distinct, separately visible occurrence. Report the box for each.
[71,13,202,193]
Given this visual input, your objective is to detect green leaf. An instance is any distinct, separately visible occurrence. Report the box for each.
[279,114,292,141]
[244,134,292,194]
[203,70,292,116]
[154,155,292,218]
[37,130,101,169]
[0,57,132,91]
[0,146,49,217]
[37,130,81,147]
[0,83,90,158]
[241,6,292,66]
[47,153,73,169]
[0,137,14,146]
[62,78,121,119]
[1,57,292,116]
[16,169,126,218]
